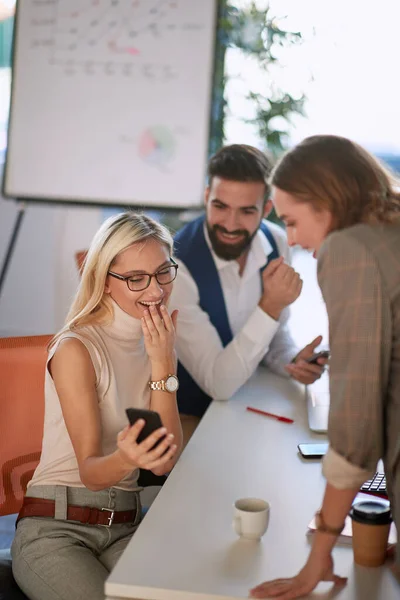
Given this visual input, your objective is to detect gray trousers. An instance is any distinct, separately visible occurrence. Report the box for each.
[11,485,142,600]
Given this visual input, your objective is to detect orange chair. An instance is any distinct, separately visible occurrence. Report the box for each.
[0,334,52,599]
[0,335,52,517]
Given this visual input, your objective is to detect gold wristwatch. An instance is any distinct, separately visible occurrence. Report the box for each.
[315,510,345,535]
[148,374,179,393]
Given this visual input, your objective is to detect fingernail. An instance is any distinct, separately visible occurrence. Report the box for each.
[167,433,174,440]
[144,309,149,315]
[138,419,145,426]
[160,427,167,434]
[161,304,166,311]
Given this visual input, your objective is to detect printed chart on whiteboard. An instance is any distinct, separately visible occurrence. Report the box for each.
[49,0,185,78]
[5,0,217,208]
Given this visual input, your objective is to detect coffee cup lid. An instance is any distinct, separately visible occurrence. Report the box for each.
[349,500,392,525]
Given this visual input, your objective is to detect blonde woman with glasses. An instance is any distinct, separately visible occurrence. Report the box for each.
[11,212,182,600]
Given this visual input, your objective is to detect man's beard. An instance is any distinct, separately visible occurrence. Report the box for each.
[206,222,259,261]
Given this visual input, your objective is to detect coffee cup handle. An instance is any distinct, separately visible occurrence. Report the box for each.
[234,515,242,535]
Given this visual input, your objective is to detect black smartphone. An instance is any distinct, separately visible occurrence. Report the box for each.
[125,408,165,447]
[298,442,329,459]
[305,350,330,365]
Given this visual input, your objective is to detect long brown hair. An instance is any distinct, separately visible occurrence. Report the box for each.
[270,135,400,228]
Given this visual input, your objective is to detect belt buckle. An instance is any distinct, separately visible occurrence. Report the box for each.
[101,508,115,527]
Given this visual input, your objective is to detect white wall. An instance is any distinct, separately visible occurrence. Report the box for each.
[289,248,328,349]
[0,163,101,336]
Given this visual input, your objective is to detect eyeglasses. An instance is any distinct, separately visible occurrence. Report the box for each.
[108,258,178,292]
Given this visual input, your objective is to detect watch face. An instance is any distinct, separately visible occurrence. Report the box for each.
[165,375,179,392]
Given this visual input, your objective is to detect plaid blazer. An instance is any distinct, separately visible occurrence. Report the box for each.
[318,220,400,557]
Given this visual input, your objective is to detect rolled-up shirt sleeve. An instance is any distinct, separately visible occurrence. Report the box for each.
[323,446,375,490]
[317,231,391,489]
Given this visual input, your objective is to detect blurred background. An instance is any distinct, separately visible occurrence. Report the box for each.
[0,0,398,341]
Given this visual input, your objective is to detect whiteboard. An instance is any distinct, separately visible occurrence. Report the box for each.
[4,0,217,208]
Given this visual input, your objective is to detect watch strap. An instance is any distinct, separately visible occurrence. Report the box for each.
[148,374,178,392]
[149,380,165,391]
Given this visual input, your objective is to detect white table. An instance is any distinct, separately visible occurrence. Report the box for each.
[105,369,399,600]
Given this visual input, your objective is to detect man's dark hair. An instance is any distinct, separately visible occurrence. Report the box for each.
[207,144,273,200]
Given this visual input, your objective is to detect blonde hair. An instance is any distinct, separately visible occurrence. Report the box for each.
[51,212,173,348]
[270,135,400,228]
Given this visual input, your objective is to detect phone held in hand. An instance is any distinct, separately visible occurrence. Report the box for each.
[298,442,329,459]
[125,408,165,447]
[305,350,330,365]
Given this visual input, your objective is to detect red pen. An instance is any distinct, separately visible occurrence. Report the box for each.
[246,406,294,424]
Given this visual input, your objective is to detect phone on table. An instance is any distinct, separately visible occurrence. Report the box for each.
[305,350,330,365]
[125,408,165,448]
[298,442,329,459]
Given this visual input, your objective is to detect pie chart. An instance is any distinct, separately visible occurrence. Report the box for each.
[138,125,176,167]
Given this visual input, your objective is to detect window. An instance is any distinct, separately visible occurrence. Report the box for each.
[0,0,15,163]
[225,0,400,170]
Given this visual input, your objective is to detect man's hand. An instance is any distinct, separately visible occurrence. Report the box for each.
[259,257,302,321]
[285,335,327,384]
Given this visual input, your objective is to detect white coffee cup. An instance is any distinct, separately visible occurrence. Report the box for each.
[233,497,270,540]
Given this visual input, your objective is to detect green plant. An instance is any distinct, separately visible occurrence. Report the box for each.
[247,91,305,156]
[210,1,306,157]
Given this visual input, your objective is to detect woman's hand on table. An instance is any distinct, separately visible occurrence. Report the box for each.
[249,553,347,599]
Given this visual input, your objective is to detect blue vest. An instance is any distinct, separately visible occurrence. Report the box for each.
[174,215,279,418]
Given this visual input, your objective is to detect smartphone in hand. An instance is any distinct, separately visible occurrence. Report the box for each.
[305,350,330,365]
[125,408,165,448]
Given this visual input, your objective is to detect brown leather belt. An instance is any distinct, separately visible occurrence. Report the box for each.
[17,497,137,527]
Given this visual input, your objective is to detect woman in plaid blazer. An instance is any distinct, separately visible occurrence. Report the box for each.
[251,134,400,599]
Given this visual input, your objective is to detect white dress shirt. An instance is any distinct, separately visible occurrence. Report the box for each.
[170,220,299,401]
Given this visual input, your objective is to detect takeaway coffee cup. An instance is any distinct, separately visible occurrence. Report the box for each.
[349,500,392,567]
[233,498,270,540]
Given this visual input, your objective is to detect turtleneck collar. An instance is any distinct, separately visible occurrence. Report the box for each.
[100,298,143,342]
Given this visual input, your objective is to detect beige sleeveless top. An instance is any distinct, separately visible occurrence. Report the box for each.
[29,300,151,491]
